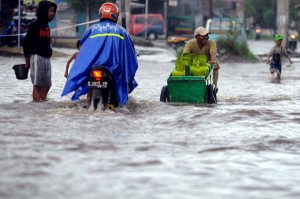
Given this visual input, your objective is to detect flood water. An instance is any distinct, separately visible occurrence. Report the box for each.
[1,40,300,199]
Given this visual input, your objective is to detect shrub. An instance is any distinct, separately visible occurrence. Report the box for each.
[216,35,257,61]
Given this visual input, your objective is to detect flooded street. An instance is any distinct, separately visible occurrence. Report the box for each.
[1,40,300,199]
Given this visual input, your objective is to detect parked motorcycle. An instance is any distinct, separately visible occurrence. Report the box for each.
[288,33,297,51]
[88,66,118,111]
[0,21,24,47]
[167,35,189,49]
[167,35,194,54]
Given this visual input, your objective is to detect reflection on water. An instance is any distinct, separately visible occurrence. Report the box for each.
[270,78,281,84]
[1,46,300,199]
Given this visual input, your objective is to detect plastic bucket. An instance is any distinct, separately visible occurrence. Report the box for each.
[12,64,29,80]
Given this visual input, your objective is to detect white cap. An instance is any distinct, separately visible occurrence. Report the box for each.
[194,27,210,36]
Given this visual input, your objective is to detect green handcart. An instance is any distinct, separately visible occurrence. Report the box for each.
[160,54,217,104]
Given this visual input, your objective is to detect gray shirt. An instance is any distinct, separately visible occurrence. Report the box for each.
[268,46,289,65]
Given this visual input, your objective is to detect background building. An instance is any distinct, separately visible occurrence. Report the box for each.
[0,0,244,38]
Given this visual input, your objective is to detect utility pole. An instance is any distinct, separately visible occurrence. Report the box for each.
[164,0,168,37]
[277,0,289,48]
[144,0,149,39]
[116,0,123,27]
[125,0,130,31]
[18,0,21,47]
[209,0,213,18]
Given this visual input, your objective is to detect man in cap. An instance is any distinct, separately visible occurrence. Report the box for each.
[183,27,220,92]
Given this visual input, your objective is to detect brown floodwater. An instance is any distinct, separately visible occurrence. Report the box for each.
[1,42,300,199]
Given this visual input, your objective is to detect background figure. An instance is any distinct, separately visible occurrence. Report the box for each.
[255,25,262,40]
[266,34,292,79]
[65,40,81,78]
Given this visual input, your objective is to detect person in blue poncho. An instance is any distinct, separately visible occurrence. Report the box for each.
[61,2,138,107]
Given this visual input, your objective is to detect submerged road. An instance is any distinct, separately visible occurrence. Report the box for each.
[0,39,300,199]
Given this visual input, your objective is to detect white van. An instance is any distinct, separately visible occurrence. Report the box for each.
[206,17,247,43]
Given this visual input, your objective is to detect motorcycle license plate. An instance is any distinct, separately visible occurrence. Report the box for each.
[88,81,108,88]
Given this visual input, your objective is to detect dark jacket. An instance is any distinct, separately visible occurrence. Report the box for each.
[23,1,57,58]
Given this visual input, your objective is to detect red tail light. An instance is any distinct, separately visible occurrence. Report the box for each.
[91,70,103,81]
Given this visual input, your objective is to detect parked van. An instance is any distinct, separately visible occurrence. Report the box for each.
[206,17,247,43]
[130,14,165,40]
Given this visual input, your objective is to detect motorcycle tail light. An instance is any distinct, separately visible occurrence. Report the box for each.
[91,70,103,81]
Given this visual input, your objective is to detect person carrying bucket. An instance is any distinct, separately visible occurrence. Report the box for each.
[182,27,220,93]
[23,1,57,102]
[266,34,292,79]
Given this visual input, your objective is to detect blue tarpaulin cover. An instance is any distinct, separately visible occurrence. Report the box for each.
[61,19,138,106]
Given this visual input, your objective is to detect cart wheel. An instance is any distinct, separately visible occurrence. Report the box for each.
[160,85,169,102]
[206,84,217,104]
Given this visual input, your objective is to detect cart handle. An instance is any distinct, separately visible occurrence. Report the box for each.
[205,63,215,81]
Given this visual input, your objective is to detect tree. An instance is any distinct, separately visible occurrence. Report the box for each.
[244,0,300,29]
[290,0,300,26]
[244,0,276,28]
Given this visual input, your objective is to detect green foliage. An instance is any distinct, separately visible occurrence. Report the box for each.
[244,0,300,28]
[290,0,300,23]
[216,35,257,61]
[215,18,257,61]
[263,9,275,28]
[244,0,277,28]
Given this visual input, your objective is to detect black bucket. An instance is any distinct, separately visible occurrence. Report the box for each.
[12,64,29,80]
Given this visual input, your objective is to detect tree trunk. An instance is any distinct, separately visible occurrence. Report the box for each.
[277,0,289,48]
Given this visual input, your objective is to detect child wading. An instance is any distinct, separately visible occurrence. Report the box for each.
[266,34,292,79]
[23,1,57,102]
[65,40,81,78]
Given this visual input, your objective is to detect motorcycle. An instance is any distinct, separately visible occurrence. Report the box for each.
[167,34,195,50]
[0,21,24,47]
[255,27,262,40]
[288,33,297,51]
[88,66,118,111]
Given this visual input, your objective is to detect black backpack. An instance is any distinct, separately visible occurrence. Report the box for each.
[272,46,282,64]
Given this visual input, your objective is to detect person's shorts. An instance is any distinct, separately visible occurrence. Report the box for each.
[30,54,52,87]
[270,63,282,74]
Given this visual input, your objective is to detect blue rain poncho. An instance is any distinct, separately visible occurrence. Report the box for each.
[61,19,138,106]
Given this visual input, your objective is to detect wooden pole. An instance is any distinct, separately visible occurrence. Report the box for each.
[18,0,21,47]
[209,0,213,18]
[144,0,149,39]
[125,0,130,31]
[277,0,289,48]
[116,0,123,27]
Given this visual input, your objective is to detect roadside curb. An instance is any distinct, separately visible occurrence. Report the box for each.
[0,35,153,57]
[0,47,68,57]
